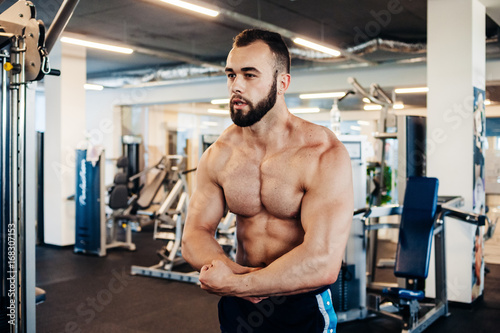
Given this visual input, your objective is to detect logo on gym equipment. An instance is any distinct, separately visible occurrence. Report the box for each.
[79,159,86,206]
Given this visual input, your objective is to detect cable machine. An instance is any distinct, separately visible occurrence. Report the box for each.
[0,1,80,331]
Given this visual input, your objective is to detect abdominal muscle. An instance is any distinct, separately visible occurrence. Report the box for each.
[235,212,305,268]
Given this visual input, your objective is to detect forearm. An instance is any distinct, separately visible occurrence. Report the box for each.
[182,230,245,273]
[233,244,341,298]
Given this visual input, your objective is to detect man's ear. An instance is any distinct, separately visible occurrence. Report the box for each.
[278,73,291,94]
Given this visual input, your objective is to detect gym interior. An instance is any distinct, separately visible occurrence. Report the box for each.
[1,0,500,332]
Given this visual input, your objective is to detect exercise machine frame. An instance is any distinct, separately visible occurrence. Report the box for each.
[0,1,80,331]
[131,156,199,284]
[358,195,488,333]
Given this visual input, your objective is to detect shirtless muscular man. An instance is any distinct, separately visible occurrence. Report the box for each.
[182,29,353,333]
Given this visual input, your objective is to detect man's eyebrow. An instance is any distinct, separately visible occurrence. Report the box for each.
[241,67,261,73]
[224,67,261,73]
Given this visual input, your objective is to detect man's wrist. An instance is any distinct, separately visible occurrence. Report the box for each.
[233,271,253,297]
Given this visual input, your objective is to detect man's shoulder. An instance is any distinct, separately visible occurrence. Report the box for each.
[291,118,350,174]
[201,125,240,166]
[209,125,241,153]
[294,118,341,152]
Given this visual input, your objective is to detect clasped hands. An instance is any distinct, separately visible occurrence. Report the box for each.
[199,259,267,304]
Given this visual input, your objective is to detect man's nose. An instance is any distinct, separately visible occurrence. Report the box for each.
[230,75,245,94]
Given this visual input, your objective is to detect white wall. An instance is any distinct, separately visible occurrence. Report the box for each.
[44,42,87,246]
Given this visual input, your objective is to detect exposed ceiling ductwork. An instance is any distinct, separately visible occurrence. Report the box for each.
[346,38,427,56]
[87,34,500,89]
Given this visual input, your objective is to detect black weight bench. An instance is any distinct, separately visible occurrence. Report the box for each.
[366,177,488,333]
[368,177,447,333]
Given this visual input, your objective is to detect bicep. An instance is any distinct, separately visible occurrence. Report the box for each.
[300,146,353,249]
[184,153,226,235]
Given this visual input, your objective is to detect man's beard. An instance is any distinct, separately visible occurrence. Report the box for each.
[230,76,278,128]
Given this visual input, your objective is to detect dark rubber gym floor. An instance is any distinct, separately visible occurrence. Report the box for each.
[36,225,500,333]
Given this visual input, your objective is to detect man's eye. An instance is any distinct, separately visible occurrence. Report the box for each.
[245,74,256,78]
[227,74,236,78]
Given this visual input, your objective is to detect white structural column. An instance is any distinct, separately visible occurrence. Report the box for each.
[427,0,485,303]
[427,0,485,203]
[44,41,87,246]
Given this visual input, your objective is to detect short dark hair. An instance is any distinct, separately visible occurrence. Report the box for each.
[233,29,291,74]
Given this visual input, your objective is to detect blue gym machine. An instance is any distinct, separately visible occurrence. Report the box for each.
[74,152,202,257]
[74,148,107,256]
[74,151,175,256]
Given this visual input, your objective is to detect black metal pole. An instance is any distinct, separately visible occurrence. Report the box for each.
[45,0,80,53]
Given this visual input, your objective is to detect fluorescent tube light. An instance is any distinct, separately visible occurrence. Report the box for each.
[350,126,361,131]
[208,109,229,114]
[158,0,219,17]
[394,87,429,94]
[211,98,229,105]
[293,38,341,57]
[364,104,382,111]
[202,121,219,127]
[357,121,370,126]
[84,83,104,91]
[290,107,320,114]
[362,98,371,103]
[299,92,346,99]
[485,99,491,106]
[61,37,133,54]
[393,102,404,109]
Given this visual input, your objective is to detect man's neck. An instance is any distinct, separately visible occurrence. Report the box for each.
[241,101,292,151]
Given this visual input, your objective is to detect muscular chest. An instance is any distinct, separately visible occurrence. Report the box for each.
[220,152,304,219]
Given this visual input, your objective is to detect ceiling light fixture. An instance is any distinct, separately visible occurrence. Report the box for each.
[362,98,371,103]
[210,98,229,104]
[208,109,229,114]
[61,37,133,54]
[202,121,219,127]
[299,92,346,99]
[393,102,404,109]
[290,107,321,114]
[293,38,341,57]
[364,104,382,111]
[158,0,219,17]
[84,83,104,91]
[394,87,429,94]
[485,99,491,106]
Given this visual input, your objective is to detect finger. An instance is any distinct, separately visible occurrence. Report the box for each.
[242,296,267,304]
[199,281,213,290]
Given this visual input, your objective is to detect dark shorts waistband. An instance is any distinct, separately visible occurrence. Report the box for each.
[283,285,329,300]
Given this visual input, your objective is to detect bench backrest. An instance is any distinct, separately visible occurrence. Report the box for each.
[394,177,439,279]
